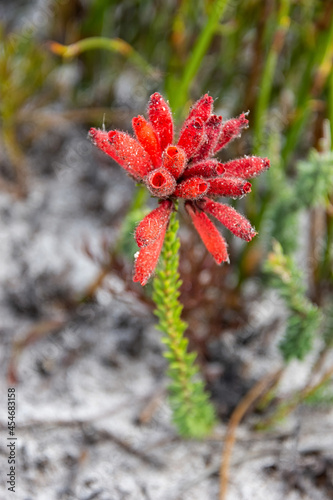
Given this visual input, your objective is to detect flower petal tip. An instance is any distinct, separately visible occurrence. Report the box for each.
[88,127,97,139]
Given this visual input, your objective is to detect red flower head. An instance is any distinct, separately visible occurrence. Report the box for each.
[89,93,270,285]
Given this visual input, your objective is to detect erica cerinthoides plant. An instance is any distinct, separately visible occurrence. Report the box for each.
[89,93,270,436]
[90,93,270,280]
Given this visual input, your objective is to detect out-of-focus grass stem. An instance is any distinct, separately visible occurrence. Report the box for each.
[49,37,159,79]
[282,14,333,163]
[170,0,229,114]
[320,68,333,282]
[253,0,290,155]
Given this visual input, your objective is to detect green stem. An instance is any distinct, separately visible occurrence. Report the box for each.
[49,37,159,79]
[170,0,229,113]
[130,184,149,212]
[153,208,216,438]
[253,0,290,155]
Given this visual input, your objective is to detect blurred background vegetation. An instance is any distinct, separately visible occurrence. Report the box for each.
[1,0,333,423]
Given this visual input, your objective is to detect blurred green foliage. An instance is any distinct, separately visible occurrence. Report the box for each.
[0,28,55,193]
[265,241,321,361]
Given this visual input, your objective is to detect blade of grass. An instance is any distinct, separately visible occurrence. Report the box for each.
[253,0,290,155]
[329,61,333,151]
[319,68,333,280]
[281,14,333,163]
[170,0,229,113]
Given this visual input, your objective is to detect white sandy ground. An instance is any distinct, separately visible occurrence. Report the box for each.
[0,132,332,500]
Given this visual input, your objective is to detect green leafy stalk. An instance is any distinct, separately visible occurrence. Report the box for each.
[153,208,216,438]
[265,241,321,362]
[264,148,333,254]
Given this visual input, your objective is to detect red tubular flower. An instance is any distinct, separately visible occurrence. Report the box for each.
[89,93,270,282]
[133,229,167,286]
[107,130,154,181]
[132,115,162,168]
[148,93,173,151]
[162,146,187,179]
[198,198,257,241]
[174,177,209,199]
[192,114,223,163]
[207,176,252,198]
[89,128,124,166]
[145,167,176,198]
[181,159,223,180]
[135,200,173,248]
[185,202,229,264]
[214,113,249,153]
[177,117,205,159]
[220,156,270,178]
[183,94,214,126]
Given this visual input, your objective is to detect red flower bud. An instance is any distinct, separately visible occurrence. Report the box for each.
[181,159,223,180]
[183,94,214,127]
[162,146,187,179]
[148,93,173,151]
[133,228,166,286]
[132,115,162,168]
[185,202,229,264]
[177,117,205,159]
[192,115,223,163]
[135,200,173,248]
[198,198,257,241]
[107,130,154,181]
[89,128,123,164]
[174,177,209,199]
[207,176,251,198]
[221,156,270,178]
[214,113,249,152]
[145,167,176,198]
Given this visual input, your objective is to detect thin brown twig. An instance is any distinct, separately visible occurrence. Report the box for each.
[137,385,166,425]
[255,367,285,412]
[79,265,112,302]
[300,364,333,402]
[8,318,66,384]
[219,368,283,500]
[308,345,330,382]
[258,364,333,430]
[2,127,28,197]
[0,176,24,198]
